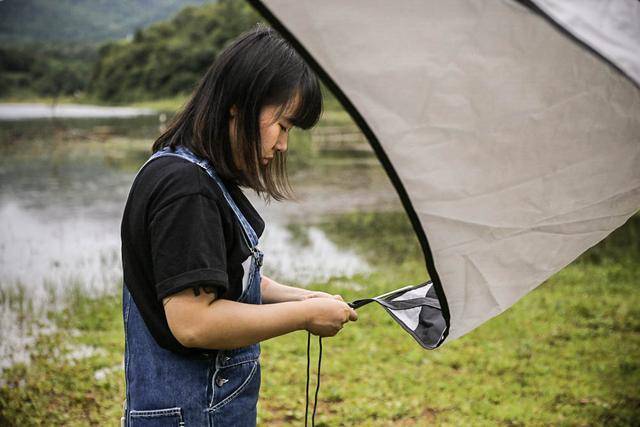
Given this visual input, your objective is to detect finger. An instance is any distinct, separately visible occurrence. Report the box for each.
[349,309,358,321]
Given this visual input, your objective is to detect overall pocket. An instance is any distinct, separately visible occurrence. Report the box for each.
[208,359,260,412]
[129,407,184,427]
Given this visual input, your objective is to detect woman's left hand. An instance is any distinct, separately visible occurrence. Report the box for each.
[301,291,344,302]
[261,275,346,304]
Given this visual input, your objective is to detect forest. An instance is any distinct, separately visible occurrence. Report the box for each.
[0,0,261,102]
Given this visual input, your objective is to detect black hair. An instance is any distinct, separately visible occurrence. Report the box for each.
[152,22,323,201]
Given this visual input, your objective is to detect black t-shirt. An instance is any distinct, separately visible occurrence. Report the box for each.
[121,155,265,356]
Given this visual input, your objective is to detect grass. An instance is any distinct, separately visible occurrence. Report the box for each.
[1,259,637,426]
[1,212,638,425]
[0,293,125,426]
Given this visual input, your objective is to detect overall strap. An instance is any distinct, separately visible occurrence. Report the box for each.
[146,146,260,252]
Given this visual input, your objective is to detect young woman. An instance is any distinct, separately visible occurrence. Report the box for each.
[120,24,358,426]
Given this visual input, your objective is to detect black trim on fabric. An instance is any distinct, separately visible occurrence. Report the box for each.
[515,0,640,90]
[381,305,444,351]
[246,0,451,345]
[156,268,229,301]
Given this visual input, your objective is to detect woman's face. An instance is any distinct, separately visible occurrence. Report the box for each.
[257,95,300,166]
[229,94,300,169]
[258,108,290,166]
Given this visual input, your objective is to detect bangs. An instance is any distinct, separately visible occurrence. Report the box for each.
[279,68,323,130]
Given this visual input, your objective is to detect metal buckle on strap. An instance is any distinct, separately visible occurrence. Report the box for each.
[252,246,263,267]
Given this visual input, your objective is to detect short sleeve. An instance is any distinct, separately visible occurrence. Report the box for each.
[149,193,229,301]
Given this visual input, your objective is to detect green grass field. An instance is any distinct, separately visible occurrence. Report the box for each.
[1,213,638,426]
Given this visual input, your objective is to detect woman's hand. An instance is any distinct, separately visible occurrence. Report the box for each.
[302,297,358,337]
[301,290,345,302]
[260,275,348,304]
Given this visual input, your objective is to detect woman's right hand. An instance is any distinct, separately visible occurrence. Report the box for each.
[302,298,358,337]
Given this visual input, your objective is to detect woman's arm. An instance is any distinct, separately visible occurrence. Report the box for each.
[261,275,341,304]
[163,286,356,350]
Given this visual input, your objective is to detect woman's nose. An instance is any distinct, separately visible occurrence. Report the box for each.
[276,133,288,153]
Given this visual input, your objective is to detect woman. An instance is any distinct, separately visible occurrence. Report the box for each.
[120,24,358,426]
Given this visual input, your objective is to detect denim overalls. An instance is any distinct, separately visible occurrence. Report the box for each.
[122,146,264,427]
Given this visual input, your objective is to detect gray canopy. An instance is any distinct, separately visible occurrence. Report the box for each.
[248,0,640,346]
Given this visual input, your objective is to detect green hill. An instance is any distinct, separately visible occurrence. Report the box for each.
[0,0,260,101]
[1,0,333,106]
[90,0,263,102]
[0,0,213,45]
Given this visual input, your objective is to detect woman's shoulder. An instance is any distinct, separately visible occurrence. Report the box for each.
[135,155,223,204]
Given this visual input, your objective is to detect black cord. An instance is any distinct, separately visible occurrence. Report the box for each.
[312,336,322,426]
[305,332,310,427]
[305,332,323,427]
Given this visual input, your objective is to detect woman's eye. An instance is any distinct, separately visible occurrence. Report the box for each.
[280,124,289,132]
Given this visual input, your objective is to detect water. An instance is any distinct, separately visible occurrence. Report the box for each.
[0,105,408,370]
[0,103,156,120]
